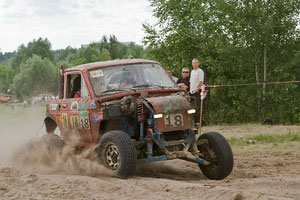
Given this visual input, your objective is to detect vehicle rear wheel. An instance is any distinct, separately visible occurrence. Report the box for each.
[98,131,137,178]
[198,132,233,180]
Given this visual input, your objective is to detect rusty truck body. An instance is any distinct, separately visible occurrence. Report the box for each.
[44,59,233,179]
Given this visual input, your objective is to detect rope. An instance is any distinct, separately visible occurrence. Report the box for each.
[206,80,300,88]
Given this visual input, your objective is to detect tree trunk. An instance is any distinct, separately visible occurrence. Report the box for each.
[255,51,261,118]
[263,45,267,96]
[261,44,268,117]
[255,52,260,83]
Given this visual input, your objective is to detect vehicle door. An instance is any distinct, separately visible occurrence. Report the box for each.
[58,72,93,142]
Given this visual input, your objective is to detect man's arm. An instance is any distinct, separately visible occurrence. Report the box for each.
[195,81,203,93]
[195,69,204,92]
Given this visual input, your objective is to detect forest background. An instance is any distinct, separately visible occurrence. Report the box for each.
[0,0,300,125]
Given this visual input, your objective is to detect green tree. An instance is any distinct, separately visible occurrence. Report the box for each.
[11,37,55,71]
[11,44,28,71]
[79,43,101,63]
[0,64,13,93]
[124,42,145,59]
[100,35,110,50]
[99,48,112,61]
[0,51,16,62]
[144,0,300,124]
[71,35,146,65]
[12,55,56,98]
[55,46,78,63]
[108,35,122,59]
[222,0,300,114]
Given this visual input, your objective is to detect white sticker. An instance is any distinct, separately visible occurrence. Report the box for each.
[50,104,58,111]
[90,70,104,78]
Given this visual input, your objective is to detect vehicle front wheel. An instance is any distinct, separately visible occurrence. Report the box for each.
[198,132,233,180]
[98,131,137,178]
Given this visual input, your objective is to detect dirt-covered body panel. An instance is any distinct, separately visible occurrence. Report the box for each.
[145,95,193,132]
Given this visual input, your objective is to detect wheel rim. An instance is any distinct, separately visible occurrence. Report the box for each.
[105,143,120,170]
[199,142,219,166]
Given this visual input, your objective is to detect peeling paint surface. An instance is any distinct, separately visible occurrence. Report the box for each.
[146,95,192,132]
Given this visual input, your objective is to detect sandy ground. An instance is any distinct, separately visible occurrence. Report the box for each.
[0,105,300,200]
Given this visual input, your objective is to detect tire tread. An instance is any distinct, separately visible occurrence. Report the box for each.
[198,132,233,180]
[98,131,137,178]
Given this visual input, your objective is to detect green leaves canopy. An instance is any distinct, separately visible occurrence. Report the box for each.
[144,0,300,124]
[13,55,57,98]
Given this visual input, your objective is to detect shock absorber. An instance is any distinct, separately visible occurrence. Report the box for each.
[137,102,146,121]
[146,123,153,156]
[137,102,146,140]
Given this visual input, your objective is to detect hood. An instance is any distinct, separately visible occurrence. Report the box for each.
[145,94,193,132]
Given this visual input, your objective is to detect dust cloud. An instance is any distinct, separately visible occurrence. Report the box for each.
[10,137,115,177]
[0,105,43,167]
[0,105,114,177]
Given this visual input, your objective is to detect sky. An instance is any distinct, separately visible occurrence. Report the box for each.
[0,0,157,53]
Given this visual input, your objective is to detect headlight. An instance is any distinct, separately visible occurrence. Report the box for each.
[187,109,196,114]
[153,113,163,119]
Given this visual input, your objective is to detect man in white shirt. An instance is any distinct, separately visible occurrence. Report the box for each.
[189,58,204,124]
[190,58,204,94]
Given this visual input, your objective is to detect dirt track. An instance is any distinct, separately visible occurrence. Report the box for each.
[1,106,300,199]
[1,145,300,200]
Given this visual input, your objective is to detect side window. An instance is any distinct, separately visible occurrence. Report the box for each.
[66,74,88,98]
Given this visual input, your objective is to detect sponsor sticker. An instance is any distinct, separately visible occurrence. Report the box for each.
[70,115,80,129]
[90,100,96,109]
[79,102,90,129]
[90,70,104,78]
[71,102,79,110]
[62,113,68,129]
[91,114,100,124]
[50,104,58,111]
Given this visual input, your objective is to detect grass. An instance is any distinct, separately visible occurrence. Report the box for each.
[228,132,300,146]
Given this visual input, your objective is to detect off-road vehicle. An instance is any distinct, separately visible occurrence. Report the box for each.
[44,59,233,179]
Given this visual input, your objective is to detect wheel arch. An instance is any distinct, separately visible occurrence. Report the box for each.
[99,118,124,137]
[44,116,57,133]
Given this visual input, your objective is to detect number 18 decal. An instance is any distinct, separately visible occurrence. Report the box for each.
[80,117,90,129]
[165,114,183,126]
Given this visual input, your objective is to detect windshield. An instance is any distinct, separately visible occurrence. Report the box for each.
[89,63,177,96]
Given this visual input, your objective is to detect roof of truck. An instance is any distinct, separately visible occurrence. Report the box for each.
[64,59,160,72]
